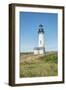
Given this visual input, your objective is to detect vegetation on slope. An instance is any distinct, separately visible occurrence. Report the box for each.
[20,52,58,77]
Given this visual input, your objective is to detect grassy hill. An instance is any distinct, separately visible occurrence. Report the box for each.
[20,52,58,77]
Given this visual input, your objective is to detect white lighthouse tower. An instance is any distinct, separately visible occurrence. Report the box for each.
[34,24,45,55]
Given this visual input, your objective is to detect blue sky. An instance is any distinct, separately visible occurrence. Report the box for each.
[20,12,58,52]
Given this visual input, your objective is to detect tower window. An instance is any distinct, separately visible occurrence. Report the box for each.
[40,40,42,44]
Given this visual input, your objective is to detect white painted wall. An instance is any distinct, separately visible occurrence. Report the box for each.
[38,33,44,47]
[34,49,38,54]
[39,49,44,54]
[34,49,45,54]
[34,49,44,54]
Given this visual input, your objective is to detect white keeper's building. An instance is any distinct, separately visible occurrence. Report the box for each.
[34,24,45,55]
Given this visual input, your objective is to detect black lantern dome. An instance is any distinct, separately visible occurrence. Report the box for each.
[38,24,44,33]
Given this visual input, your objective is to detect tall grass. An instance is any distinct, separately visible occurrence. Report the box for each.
[20,52,58,77]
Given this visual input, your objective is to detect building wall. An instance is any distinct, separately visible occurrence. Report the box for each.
[38,33,44,47]
[34,49,44,54]
[34,49,38,54]
[39,49,44,54]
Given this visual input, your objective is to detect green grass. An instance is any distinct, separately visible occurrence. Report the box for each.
[20,52,58,77]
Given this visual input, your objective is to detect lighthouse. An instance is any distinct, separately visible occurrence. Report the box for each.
[34,24,45,55]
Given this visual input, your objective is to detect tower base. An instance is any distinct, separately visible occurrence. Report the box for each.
[34,47,45,55]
